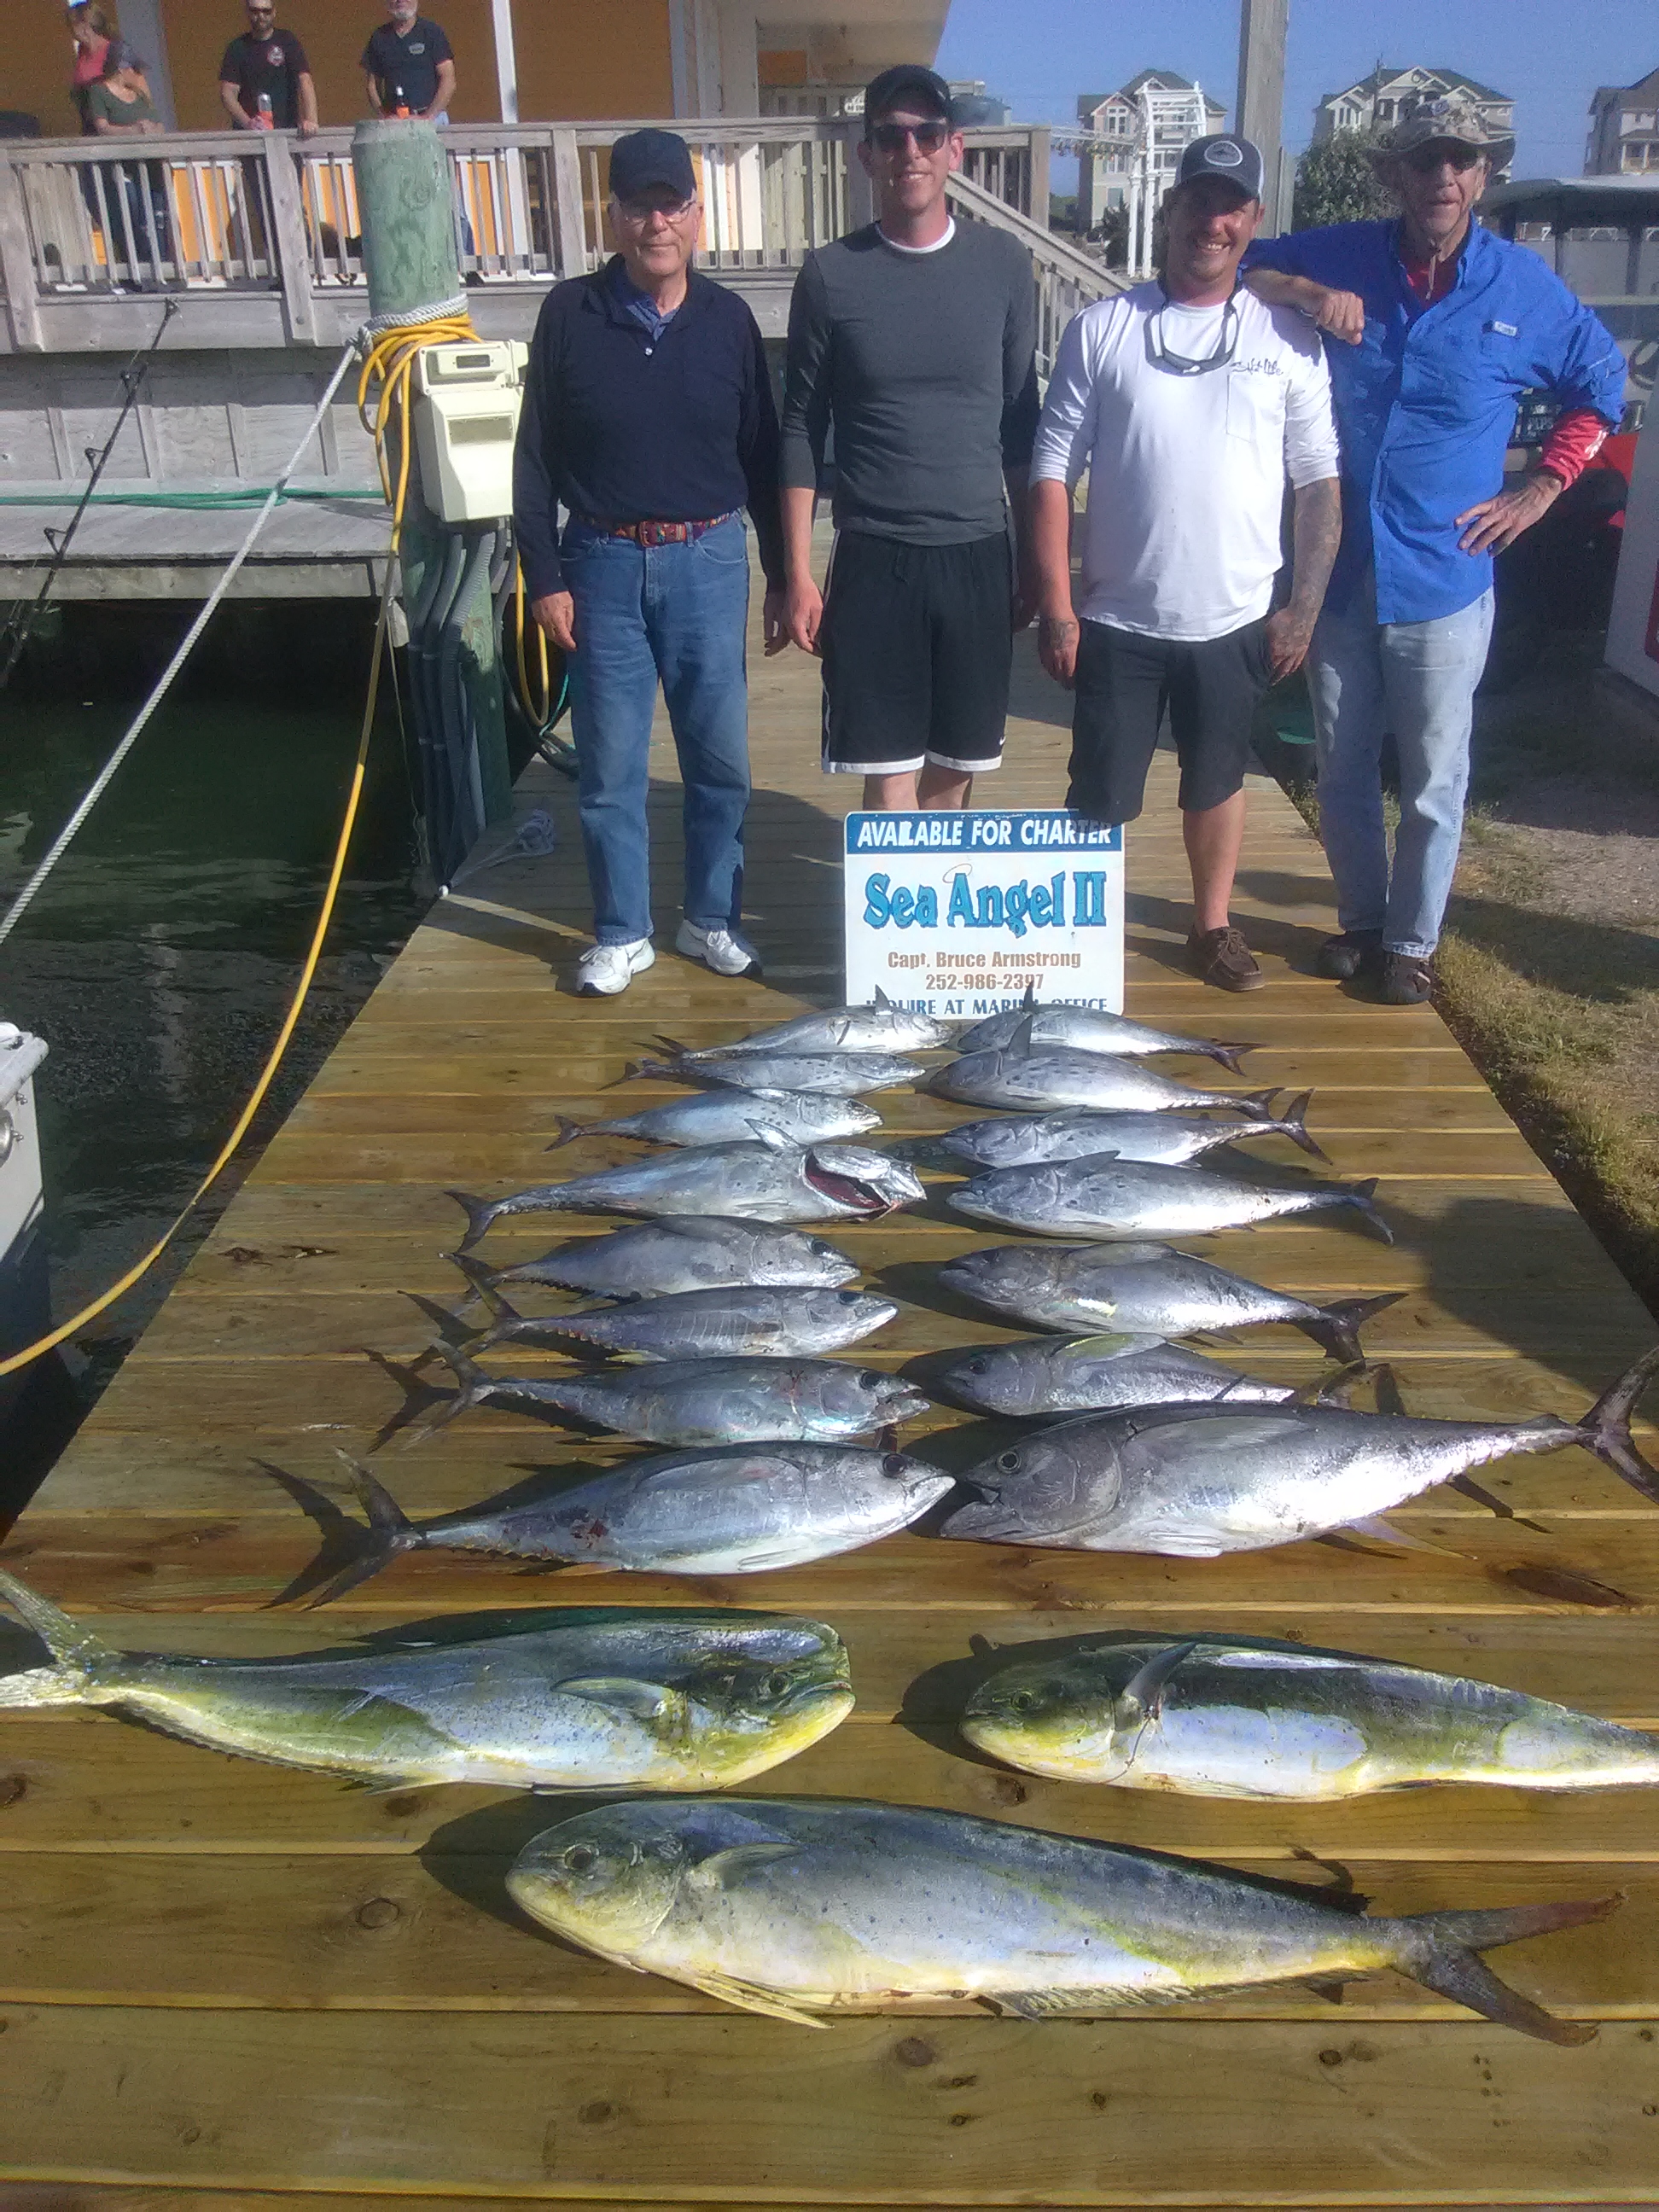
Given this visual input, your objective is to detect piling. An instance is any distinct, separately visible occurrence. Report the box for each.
[352,118,512,870]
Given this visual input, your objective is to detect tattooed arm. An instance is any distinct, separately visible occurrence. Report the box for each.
[1266,475,1342,680]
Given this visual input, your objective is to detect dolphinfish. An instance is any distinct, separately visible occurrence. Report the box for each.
[946,1153,1393,1243]
[421,1345,929,1446]
[931,1335,1296,1418]
[936,1243,1402,1364]
[941,1347,1659,1556]
[962,1634,1659,1797]
[306,1447,954,1600]
[469,1220,859,1297]
[0,1569,853,1790]
[449,1137,923,1249]
[507,1795,1614,2042]
[936,1096,1326,1169]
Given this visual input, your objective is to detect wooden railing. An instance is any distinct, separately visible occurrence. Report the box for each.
[0,119,1117,358]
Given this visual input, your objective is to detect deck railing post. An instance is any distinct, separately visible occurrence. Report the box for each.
[262,132,322,344]
[1027,128,1051,225]
[840,119,873,231]
[0,152,45,352]
[549,126,587,279]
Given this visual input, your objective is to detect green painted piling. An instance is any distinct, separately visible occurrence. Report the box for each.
[352,118,512,849]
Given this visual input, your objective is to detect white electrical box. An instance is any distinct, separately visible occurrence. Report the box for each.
[411,339,528,524]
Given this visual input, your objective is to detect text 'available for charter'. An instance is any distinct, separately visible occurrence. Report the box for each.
[843,811,1125,1016]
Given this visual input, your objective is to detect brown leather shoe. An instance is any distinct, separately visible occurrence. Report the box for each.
[1187,924,1264,992]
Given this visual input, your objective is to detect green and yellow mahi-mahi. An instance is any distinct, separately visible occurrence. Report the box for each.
[962,1634,1659,1797]
[0,1568,851,1789]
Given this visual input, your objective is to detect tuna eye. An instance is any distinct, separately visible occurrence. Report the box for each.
[997,1450,1022,1472]
[809,1240,834,1255]
[859,1372,883,1391]
[881,1452,907,1477]
[836,1290,862,1306]
[562,1844,598,1874]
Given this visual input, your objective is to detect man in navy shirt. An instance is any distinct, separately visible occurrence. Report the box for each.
[1245,98,1624,1003]
[362,0,455,121]
[514,130,785,996]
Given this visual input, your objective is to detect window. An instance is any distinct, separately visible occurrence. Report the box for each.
[1376,99,1394,120]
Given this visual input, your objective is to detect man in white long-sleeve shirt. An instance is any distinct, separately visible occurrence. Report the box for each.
[1028,136,1342,991]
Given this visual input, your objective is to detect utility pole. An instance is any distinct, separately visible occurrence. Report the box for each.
[1235,0,1289,235]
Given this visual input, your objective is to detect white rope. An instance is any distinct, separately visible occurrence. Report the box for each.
[0,339,362,952]
[358,292,468,340]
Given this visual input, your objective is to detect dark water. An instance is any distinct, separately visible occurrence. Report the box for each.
[0,602,432,1501]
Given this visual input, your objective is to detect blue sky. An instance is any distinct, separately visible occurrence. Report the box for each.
[935,0,1657,180]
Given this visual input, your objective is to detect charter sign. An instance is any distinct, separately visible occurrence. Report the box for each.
[842,809,1124,1016]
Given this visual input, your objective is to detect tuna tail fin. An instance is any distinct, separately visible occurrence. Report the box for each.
[544,1115,585,1151]
[1338,1176,1394,1243]
[1576,1345,1659,1505]
[310,1454,428,1607]
[443,1249,500,1314]
[0,1566,110,1707]
[447,1189,500,1255]
[620,1057,672,1085]
[406,1344,499,1444]
[1203,1039,1255,1075]
[1237,1088,1282,1122]
[1277,1091,1330,1163]
[1388,1893,1621,2046]
[1302,1290,1405,1365]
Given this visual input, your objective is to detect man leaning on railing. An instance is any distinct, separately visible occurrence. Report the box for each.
[218,0,317,135]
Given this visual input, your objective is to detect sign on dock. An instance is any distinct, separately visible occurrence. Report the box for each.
[842,808,1124,1016]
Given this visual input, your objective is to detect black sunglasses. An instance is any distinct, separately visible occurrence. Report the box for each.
[1403,143,1484,174]
[1146,293,1241,377]
[868,120,951,155]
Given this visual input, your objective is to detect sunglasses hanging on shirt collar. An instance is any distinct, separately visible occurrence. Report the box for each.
[1145,287,1241,376]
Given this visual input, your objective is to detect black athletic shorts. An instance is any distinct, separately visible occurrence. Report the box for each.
[819,530,1013,776]
[1067,615,1273,824]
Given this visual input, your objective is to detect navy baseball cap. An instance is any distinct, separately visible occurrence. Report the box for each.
[1176,134,1266,201]
[863,65,954,131]
[608,129,696,204]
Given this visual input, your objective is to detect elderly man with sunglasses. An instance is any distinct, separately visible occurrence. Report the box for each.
[514,130,785,997]
[1242,99,1625,1004]
[1028,137,1342,992]
[780,66,1039,811]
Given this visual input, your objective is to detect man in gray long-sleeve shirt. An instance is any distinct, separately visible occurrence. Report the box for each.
[780,64,1039,811]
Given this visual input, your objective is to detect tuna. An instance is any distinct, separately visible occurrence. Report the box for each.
[930,1334,1297,1418]
[464,1220,859,1297]
[935,1095,1327,1169]
[958,989,1253,1070]
[946,1153,1394,1243]
[660,989,952,1057]
[556,1091,881,1150]
[629,1049,928,1097]
[462,1279,899,1360]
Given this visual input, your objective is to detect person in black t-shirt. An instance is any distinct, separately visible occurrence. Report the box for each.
[362,0,455,120]
[218,0,317,133]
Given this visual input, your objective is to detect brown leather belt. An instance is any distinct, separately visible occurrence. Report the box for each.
[579,512,739,547]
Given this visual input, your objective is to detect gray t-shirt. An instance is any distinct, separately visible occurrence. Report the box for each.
[780,219,1040,544]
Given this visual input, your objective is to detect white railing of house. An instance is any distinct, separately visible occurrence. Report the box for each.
[0,119,1119,362]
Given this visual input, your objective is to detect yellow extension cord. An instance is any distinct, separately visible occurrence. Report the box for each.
[0,310,480,1380]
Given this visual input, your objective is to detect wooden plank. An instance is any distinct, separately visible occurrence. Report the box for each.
[3,2008,1656,2202]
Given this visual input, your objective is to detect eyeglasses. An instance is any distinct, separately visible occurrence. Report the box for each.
[614,195,697,225]
[868,120,951,155]
[1403,143,1484,175]
[1146,292,1240,376]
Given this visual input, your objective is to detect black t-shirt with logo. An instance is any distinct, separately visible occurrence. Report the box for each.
[218,29,310,127]
[360,18,454,114]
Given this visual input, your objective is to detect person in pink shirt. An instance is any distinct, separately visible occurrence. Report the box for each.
[67,3,114,134]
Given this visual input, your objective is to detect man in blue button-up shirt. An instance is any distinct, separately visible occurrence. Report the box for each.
[1244,98,1625,1004]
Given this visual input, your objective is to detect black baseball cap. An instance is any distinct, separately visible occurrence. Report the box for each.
[1175,134,1266,201]
[608,128,696,205]
[863,65,954,133]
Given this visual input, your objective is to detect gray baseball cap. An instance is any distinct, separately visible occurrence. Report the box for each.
[1175,135,1266,201]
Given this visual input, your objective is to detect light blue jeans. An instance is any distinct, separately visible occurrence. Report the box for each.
[1306,573,1494,958]
[562,515,752,946]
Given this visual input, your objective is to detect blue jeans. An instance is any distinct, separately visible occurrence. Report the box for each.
[1307,573,1494,958]
[562,515,752,945]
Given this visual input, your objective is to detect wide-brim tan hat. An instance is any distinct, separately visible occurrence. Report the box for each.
[1371,96,1514,174]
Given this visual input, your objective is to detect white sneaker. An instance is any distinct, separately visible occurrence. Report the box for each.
[575,938,655,996]
[676,920,761,978]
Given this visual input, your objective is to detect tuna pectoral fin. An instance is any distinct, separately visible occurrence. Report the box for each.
[1392,1895,1621,2046]
[1339,1515,1467,1558]
[1303,1292,1405,1365]
[1577,1344,1659,1506]
[0,1566,111,1705]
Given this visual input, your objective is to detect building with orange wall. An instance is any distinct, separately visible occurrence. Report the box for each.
[9,0,948,138]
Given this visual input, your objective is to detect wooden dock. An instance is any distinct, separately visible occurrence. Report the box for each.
[3,599,1658,2206]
